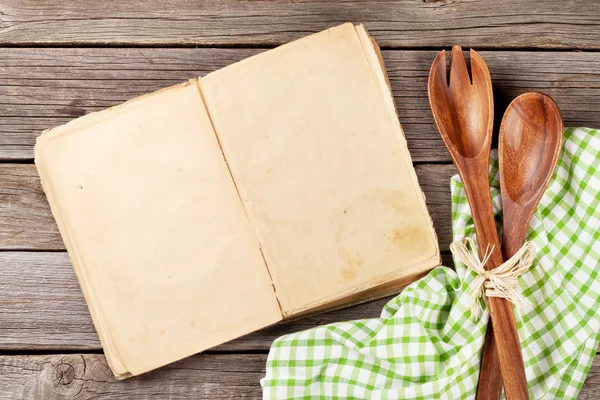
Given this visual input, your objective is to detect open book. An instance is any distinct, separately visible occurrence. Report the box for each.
[34,23,440,378]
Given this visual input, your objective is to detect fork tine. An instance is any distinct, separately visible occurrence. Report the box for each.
[470,49,492,87]
[428,49,447,88]
[449,45,471,86]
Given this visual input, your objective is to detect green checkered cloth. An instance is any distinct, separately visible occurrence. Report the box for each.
[261,127,600,399]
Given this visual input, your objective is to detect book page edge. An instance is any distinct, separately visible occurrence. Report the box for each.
[34,139,131,379]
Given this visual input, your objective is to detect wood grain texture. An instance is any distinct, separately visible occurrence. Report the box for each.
[1,2,599,398]
[3,48,600,162]
[582,358,600,400]
[0,164,454,251]
[1,0,600,48]
[0,165,60,250]
[0,353,266,399]
[0,353,599,399]
[499,93,563,260]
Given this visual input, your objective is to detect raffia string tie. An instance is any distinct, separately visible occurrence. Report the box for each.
[450,237,535,313]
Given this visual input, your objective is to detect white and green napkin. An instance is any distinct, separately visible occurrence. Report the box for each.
[261,127,600,399]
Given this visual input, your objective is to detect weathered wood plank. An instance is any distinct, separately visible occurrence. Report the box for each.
[1,0,600,48]
[3,48,600,162]
[0,353,266,399]
[0,165,60,250]
[0,353,598,399]
[0,164,455,251]
[0,252,98,350]
[0,249,452,352]
[582,357,600,400]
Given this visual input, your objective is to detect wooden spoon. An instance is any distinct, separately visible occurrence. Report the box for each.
[428,46,529,399]
[500,93,563,260]
[478,92,563,399]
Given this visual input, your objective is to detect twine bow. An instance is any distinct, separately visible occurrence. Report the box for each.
[450,237,536,313]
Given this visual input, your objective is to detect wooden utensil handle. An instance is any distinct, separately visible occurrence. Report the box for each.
[477,277,528,400]
[477,203,531,400]
[477,326,502,400]
[460,169,503,261]
[501,202,530,260]
[487,298,528,399]
[461,162,529,400]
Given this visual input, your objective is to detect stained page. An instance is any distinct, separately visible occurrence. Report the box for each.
[200,24,440,316]
[35,82,281,377]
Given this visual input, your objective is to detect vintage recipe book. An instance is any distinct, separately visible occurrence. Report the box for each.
[34,23,440,378]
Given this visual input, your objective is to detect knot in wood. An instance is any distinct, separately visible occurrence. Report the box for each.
[41,355,86,396]
[53,362,75,385]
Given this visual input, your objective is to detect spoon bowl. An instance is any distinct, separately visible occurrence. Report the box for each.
[500,93,563,207]
[499,92,563,257]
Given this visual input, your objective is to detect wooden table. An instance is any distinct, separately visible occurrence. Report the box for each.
[1,1,600,398]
